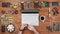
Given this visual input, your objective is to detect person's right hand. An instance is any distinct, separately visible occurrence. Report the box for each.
[28,25,39,34]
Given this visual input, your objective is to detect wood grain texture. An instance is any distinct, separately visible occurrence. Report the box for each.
[0,0,60,34]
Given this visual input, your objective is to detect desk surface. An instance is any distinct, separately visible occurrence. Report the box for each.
[0,0,60,34]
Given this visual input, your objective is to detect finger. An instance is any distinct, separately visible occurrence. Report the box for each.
[28,26,35,31]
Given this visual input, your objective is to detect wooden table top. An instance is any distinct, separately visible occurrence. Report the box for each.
[0,0,60,34]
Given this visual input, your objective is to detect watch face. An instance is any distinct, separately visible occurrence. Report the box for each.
[52,2,58,6]
[7,24,15,33]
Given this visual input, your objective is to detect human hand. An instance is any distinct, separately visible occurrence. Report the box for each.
[28,25,39,34]
[18,24,28,34]
[20,24,28,30]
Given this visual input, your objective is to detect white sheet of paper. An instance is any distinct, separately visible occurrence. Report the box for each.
[22,14,39,26]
